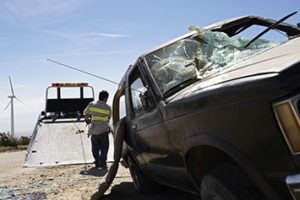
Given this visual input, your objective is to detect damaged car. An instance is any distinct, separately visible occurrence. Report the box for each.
[112,12,300,200]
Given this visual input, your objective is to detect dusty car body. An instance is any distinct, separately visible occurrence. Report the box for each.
[112,15,300,199]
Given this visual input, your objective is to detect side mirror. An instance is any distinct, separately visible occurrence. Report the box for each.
[41,111,46,116]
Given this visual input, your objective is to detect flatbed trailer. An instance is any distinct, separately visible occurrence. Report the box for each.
[24,82,113,167]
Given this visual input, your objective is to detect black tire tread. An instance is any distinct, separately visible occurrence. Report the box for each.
[201,163,262,200]
[129,159,161,194]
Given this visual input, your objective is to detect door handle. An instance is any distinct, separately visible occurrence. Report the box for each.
[131,124,137,130]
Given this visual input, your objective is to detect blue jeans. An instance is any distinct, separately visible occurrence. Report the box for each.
[91,133,109,166]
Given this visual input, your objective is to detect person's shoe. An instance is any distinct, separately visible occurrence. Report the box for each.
[98,163,107,169]
[94,161,100,168]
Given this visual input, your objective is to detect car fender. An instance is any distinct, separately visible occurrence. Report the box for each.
[184,133,280,200]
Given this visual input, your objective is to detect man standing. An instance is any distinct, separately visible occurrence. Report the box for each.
[84,90,111,168]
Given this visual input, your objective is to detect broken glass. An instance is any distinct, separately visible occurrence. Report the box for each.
[145,26,282,95]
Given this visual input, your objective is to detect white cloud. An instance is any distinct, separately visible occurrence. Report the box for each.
[38,30,74,41]
[37,50,138,58]
[87,32,131,38]
[2,0,84,18]
[35,29,133,51]
[39,29,132,42]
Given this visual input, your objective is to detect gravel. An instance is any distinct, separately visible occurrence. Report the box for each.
[0,151,195,200]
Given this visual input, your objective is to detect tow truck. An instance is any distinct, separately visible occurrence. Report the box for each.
[24,82,113,167]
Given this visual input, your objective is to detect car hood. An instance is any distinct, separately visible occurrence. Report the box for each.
[168,37,300,101]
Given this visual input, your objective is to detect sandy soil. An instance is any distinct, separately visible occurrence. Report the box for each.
[0,151,195,200]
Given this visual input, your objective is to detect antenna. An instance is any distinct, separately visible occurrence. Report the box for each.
[4,76,24,138]
[46,58,119,85]
[46,58,143,93]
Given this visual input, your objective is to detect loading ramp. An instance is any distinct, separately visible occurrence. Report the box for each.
[24,118,114,167]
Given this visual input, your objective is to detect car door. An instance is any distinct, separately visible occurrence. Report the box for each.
[125,64,169,166]
[125,63,193,189]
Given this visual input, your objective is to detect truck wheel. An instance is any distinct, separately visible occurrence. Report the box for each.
[129,161,162,194]
[201,164,261,200]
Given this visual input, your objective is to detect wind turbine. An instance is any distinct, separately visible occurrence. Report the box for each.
[4,76,24,138]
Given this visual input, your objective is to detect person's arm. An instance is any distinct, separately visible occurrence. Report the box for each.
[84,104,92,125]
[85,114,91,125]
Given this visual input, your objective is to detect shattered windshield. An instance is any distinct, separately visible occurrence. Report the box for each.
[145,27,282,95]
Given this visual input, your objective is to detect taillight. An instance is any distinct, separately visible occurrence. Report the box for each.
[274,97,300,154]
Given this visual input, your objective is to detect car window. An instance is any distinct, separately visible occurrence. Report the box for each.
[130,77,149,117]
[145,39,200,94]
[119,95,126,119]
[231,25,288,42]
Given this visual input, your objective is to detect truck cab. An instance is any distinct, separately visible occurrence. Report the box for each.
[41,82,94,121]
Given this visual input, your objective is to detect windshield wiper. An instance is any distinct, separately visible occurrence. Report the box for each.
[244,11,297,49]
[164,76,199,97]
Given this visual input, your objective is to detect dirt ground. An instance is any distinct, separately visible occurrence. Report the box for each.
[0,151,196,200]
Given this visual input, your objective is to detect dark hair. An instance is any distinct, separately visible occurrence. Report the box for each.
[99,90,109,100]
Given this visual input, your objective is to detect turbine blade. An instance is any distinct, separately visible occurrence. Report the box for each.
[15,97,25,105]
[9,76,15,96]
[4,101,11,111]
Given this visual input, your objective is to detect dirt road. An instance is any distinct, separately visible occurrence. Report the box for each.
[0,151,195,200]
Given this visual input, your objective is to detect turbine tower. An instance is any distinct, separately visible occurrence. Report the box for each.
[4,76,23,138]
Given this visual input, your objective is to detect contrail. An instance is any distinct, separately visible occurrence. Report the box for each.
[41,50,137,57]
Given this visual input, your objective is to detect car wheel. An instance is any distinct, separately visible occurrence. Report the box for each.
[128,160,162,194]
[201,164,261,200]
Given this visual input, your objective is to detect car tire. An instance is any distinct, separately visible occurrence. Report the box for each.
[128,160,162,194]
[201,164,261,200]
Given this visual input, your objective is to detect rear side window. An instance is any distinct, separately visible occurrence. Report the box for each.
[60,87,80,99]
[119,95,126,119]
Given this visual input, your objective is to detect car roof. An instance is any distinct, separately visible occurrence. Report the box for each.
[139,15,300,59]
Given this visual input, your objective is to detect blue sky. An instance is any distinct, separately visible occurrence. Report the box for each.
[0,0,300,135]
